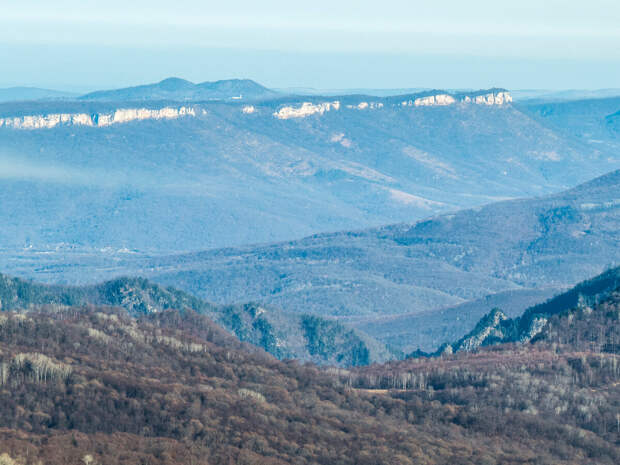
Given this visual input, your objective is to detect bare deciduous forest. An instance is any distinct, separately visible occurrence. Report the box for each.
[0,291,618,464]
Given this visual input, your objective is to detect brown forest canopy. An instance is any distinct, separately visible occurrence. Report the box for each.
[0,293,619,464]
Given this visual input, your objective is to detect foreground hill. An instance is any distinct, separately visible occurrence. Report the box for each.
[340,289,620,465]
[1,299,618,464]
[0,273,390,366]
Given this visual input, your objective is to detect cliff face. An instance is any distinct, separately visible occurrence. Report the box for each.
[0,106,197,129]
[273,101,341,119]
[412,94,456,106]
[470,91,512,105]
[451,308,511,352]
[273,90,513,119]
[0,90,513,127]
[439,266,620,355]
[403,90,512,107]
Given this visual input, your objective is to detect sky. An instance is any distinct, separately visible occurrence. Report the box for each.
[2,0,620,91]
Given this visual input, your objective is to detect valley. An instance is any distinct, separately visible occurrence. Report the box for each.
[1,80,619,354]
[0,270,618,464]
[4,2,620,463]
[0,73,618,464]
[0,82,617,255]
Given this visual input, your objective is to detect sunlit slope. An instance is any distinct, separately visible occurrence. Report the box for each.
[0,91,615,253]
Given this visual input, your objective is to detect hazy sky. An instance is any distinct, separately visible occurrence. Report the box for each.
[2,1,620,90]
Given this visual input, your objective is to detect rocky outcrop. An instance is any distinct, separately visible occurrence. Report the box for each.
[427,266,620,357]
[463,92,513,105]
[451,308,511,352]
[273,101,340,119]
[272,91,512,119]
[4,90,513,128]
[402,91,512,108]
[345,101,384,110]
[0,106,197,130]
[413,94,456,106]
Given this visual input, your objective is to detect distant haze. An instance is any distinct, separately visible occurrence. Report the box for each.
[2,1,619,91]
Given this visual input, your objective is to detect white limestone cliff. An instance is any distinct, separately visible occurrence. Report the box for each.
[404,91,512,108]
[2,90,514,128]
[0,106,197,130]
[463,91,513,105]
[345,102,384,110]
[414,94,456,106]
[273,101,340,119]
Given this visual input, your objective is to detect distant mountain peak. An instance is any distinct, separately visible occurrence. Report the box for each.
[0,86,77,102]
[80,77,278,101]
[156,77,195,90]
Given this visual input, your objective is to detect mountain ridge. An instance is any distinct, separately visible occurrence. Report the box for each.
[142,168,619,327]
[0,273,390,366]
[0,86,78,102]
[2,93,613,255]
[0,169,617,353]
[79,77,280,101]
[436,265,620,355]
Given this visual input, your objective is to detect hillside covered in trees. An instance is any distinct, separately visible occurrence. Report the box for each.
[0,273,391,366]
[440,266,620,355]
[0,288,619,464]
[341,290,620,463]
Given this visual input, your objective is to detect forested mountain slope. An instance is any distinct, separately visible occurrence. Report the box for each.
[0,303,618,464]
[4,168,616,353]
[79,77,279,101]
[138,169,620,348]
[443,266,620,354]
[352,287,560,353]
[0,273,390,366]
[518,96,620,154]
[0,88,616,255]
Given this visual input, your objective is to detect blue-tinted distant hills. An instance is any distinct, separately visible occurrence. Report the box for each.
[79,77,281,101]
[140,167,618,307]
[0,82,619,354]
[518,95,620,149]
[512,88,620,102]
[4,168,616,353]
[1,92,616,255]
[274,87,430,97]
[0,86,78,102]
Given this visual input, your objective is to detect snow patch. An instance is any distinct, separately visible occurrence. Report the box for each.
[528,150,562,161]
[335,162,395,183]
